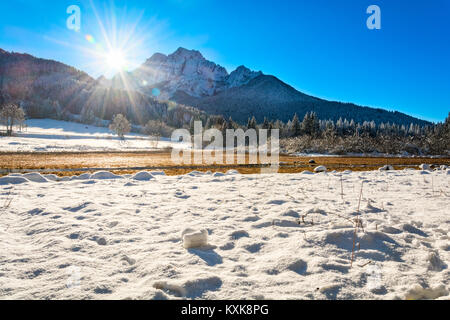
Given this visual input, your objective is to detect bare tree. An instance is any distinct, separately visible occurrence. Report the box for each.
[0,104,26,136]
[109,114,131,140]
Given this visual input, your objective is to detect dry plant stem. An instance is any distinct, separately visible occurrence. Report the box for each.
[358,261,372,268]
[351,182,364,267]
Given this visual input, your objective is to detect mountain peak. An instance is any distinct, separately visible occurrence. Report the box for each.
[227,65,263,88]
[171,47,203,59]
[115,48,266,98]
[146,52,167,64]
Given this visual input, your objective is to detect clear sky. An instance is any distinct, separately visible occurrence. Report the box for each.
[0,0,449,122]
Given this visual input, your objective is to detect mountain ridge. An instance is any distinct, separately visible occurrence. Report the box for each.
[107,47,431,126]
[0,47,432,127]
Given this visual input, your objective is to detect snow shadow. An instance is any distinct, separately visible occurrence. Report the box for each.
[188,247,223,266]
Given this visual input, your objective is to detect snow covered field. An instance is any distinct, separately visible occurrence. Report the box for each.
[0,169,449,300]
[0,119,182,152]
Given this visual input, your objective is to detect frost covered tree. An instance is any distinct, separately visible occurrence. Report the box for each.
[247,116,257,130]
[291,113,301,136]
[300,112,319,137]
[81,108,96,124]
[0,103,26,136]
[109,114,130,139]
[428,112,450,154]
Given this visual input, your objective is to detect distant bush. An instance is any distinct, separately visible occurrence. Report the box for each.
[143,120,173,138]
[0,103,25,136]
[109,114,131,139]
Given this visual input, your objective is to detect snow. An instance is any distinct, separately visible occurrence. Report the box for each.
[23,173,48,183]
[150,171,166,176]
[132,171,154,181]
[0,119,188,152]
[314,166,327,173]
[90,171,123,180]
[0,169,449,300]
[0,176,29,185]
[182,228,209,249]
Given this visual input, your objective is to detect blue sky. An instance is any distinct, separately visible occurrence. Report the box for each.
[0,0,449,122]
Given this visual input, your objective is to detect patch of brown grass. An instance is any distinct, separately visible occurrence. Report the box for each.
[1,152,449,177]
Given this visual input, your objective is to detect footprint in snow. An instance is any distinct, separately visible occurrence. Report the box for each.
[230,230,249,240]
[63,202,92,213]
[174,190,190,199]
[244,243,264,253]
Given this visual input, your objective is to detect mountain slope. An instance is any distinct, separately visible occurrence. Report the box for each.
[172,75,430,126]
[0,49,204,127]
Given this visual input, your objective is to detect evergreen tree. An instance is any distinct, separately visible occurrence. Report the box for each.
[291,113,301,136]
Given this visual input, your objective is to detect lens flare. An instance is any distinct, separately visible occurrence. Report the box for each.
[85,34,96,44]
[152,88,161,97]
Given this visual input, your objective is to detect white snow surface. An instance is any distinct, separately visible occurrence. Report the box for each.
[0,170,449,300]
[0,119,187,152]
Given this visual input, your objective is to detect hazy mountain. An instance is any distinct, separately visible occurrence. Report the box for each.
[108,47,430,126]
[0,49,204,127]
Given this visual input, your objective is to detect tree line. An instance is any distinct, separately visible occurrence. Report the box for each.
[1,102,448,155]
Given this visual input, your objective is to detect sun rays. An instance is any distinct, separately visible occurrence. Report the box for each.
[105,49,127,71]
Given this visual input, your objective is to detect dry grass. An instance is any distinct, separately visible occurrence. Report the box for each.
[351,182,365,267]
[0,151,449,177]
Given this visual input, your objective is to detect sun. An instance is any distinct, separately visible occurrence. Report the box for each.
[105,49,127,71]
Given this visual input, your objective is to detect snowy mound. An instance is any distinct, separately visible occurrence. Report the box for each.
[186,171,204,177]
[314,166,327,173]
[213,172,225,177]
[419,164,431,171]
[379,165,394,171]
[132,171,154,181]
[71,173,92,180]
[150,171,166,176]
[0,175,29,185]
[90,171,124,180]
[43,174,59,181]
[181,228,208,249]
[23,173,48,183]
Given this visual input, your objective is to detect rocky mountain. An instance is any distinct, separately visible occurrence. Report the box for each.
[0,47,431,127]
[107,47,430,126]
[109,47,263,99]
